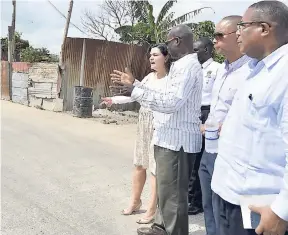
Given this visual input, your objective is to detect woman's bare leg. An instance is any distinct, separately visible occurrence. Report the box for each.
[139,173,157,220]
[122,166,146,214]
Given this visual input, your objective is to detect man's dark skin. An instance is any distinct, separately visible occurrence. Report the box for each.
[235,1,288,235]
[136,24,196,235]
[193,37,214,65]
[110,25,194,96]
[110,25,197,235]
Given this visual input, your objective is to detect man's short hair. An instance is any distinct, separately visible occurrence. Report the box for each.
[196,37,214,53]
[221,15,242,30]
[249,1,288,43]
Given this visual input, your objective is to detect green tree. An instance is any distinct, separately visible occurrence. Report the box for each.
[1,32,30,61]
[116,1,215,45]
[20,47,59,63]
[1,32,58,63]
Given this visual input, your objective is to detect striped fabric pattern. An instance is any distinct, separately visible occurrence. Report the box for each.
[131,53,203,153]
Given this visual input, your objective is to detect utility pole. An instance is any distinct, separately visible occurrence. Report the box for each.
[8,26,13,100]
[8,0,16,100]
[79,39,86,86]
[59,0,73,66]
[11,0,16,62]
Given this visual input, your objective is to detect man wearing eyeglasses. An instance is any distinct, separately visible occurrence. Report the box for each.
[110,25,203,235]
[197,15,252,235]
[211,1,288,235]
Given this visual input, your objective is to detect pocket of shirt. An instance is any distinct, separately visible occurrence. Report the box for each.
[243,98,264,129]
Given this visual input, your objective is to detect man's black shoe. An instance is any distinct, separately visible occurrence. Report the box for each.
[137,225,167,235]
[188,207,204,215]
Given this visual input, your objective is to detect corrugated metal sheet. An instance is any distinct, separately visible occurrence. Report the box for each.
[1,61,10,99]
[12,72,29,105]
[28,82,57,99]
[12,62,31,73]
[1,62,31,100]
[62,37,150,111]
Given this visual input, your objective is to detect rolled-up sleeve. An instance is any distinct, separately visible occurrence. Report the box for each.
[271,88,288,221]
[131,63,202,114]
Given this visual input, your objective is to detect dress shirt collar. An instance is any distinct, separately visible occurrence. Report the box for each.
[249,43,288,70]
[224,55,250,72]
[202,58,214,69]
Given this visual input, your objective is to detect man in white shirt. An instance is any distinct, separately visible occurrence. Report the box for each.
[110,25,203,235]
[188,37,221,215]
[198,16,251,235]
[211,1,288,235]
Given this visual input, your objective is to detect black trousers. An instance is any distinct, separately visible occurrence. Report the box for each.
[154,146,198,235]
[188,106,210,210]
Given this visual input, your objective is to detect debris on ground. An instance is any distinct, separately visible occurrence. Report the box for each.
[92,109,138,125]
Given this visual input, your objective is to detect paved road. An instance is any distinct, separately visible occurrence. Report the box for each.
[1,101,205,235]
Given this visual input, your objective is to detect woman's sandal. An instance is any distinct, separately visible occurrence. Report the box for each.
[121,200,142,215]
[136,215,155,224]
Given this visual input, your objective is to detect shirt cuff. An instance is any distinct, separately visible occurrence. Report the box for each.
[131,87,144,102]
[271,191,288,221]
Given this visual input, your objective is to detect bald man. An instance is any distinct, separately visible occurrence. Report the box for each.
[110,24,203,235]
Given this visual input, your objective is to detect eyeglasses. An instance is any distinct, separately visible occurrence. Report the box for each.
[213,31,237,40]
[237,21,271,31]
[165,37,181,45]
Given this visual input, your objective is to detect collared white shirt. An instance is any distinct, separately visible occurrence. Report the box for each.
[211,43,288,221]
[131,53,203,153]
[201,58,221,106]
[210,55,251,124]
[205,55,251,153]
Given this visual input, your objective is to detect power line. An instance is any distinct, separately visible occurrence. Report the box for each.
[46,0,90,37]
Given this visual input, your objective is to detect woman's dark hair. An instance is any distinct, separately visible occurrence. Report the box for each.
[148,43,172,72]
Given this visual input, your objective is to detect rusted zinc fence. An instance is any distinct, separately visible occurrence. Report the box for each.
[61,37,150,111]
[1,61,59,110]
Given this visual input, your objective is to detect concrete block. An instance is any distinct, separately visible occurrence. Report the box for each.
[53,98,63,112]
[29,97,43,108]
[42,99,55,111]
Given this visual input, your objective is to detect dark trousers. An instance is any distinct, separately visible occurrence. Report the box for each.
[213,193,257,235]
[154,146,198,235]
[198,151,217,235]
[213,193,288,235]
[188,106,210,210]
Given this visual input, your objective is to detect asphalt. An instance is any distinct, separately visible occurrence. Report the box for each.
[1,101,205,235]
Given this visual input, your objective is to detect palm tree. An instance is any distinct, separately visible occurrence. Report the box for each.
[115,1,215,45]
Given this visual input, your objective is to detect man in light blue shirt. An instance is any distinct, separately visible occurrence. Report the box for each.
[198,15,251,235]
[211,1,288,235]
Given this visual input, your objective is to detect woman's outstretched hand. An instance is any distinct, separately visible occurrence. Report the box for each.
[99,97,113,108]
[110,67,135,85]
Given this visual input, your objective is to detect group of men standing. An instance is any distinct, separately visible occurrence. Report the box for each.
[111,1,288,235]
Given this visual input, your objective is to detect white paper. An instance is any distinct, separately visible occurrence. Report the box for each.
[240,194,277,229]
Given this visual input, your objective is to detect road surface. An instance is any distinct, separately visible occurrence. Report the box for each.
[1,101,205,235]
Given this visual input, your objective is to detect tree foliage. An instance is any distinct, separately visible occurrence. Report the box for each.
[81,0,137,41]
[1,32,59,63]
[115,1,215,45]
[20,47,59,63]
[1,32,29,61]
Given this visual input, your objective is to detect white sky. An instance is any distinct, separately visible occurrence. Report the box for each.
[1,0,287,54]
